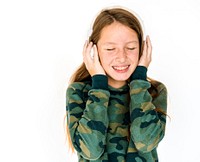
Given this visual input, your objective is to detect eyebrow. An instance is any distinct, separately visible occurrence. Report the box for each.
[102,41,139,45]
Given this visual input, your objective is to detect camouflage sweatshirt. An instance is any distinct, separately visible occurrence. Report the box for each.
[66,66,167,162]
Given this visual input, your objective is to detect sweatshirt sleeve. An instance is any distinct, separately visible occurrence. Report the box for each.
[66,75,110,160]
[130,66,147,81]
[129,79,167,153]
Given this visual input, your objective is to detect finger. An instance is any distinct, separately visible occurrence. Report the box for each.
[146,35,152,57]
[83,40,89,59]
[146,35,151,46]
[83,41,93,62]
[93,45,99,62]
[83,40,89,53]
[142,39,147,56]
[85,42,93,58]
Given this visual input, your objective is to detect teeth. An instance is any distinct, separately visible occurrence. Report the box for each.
[113,66,129,70]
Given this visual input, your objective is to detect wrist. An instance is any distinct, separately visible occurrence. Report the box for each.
[92,75,108,90]
[130,66,147,81]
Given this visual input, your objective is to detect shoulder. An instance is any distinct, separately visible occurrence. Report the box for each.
[66,81,91,97]
[150,80,167,95]
[68,81,88,90]
[149,80,168,108]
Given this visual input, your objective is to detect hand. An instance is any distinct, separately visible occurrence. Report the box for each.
[138,35,152,68]
[83,41,106,76]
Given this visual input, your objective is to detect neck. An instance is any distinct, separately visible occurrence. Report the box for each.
[108,79,127,89]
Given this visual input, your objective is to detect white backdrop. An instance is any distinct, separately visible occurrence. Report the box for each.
[0,0,200,161]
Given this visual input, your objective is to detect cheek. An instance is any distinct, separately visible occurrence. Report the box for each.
[98,52,107,68]
[129,52,139,63]
[98,51,112,65]
[99,55,111,68]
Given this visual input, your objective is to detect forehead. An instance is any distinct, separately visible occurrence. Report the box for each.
[98,22,139,44]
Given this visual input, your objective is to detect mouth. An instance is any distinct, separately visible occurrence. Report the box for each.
[112,65,130,73]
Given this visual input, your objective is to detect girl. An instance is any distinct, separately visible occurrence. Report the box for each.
[66,7,167,162]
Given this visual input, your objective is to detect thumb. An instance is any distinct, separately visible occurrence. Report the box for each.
[93,45,99,62]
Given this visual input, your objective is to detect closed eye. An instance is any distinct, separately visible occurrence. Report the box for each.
[106,48,115,51]
[127,47,136,50]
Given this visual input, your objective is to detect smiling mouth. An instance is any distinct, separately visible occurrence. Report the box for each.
[112,65,130,72]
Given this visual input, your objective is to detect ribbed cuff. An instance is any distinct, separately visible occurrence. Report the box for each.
[130,66,147,81]
[92,75,108,90]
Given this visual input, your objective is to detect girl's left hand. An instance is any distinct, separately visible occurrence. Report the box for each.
[138,35,152,68]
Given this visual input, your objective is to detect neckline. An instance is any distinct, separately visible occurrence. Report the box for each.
[108,84,129,93]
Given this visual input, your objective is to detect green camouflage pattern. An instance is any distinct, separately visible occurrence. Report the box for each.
[66,79,167,162]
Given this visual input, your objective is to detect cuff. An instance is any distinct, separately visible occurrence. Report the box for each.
[130,66,147,81]
[92,75,108,90]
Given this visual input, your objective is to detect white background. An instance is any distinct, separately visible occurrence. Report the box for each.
[0,0,200,161]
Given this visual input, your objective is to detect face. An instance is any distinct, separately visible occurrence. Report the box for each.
[97,22,140,88]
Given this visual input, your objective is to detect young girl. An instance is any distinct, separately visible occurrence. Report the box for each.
[66,7,167,162]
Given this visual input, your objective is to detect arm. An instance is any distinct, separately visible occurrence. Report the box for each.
[129,66,167,153]
[66,75,110,160]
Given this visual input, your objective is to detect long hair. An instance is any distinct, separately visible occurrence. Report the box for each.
[69,7,144,84]
[66,7,165,152]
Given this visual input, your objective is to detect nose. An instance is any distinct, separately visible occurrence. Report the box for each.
[115,49,127,63]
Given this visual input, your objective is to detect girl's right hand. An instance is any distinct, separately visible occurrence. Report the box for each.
[83,41,106,76]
